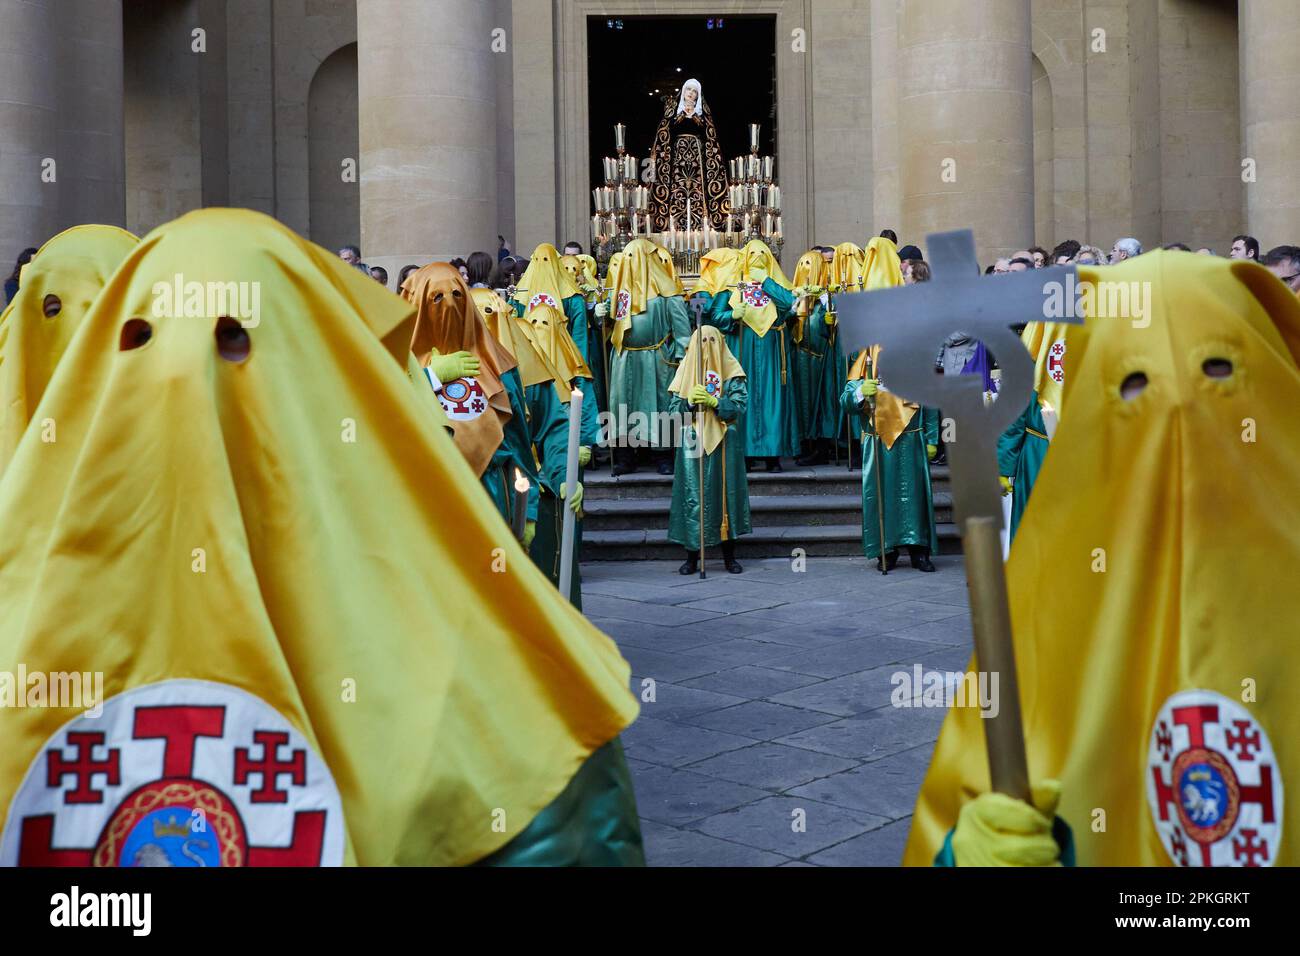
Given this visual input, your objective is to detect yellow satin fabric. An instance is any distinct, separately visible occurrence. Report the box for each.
[668,325,746,455]
[829,242,864,292]
[729,239,793,338]
[523,303,591,393]
[471,286,554,391]
[0,208,637,866]
[1019,321,1073,414]
[0,224,138,475]
[513,243,580,312]
[905,253,1300,865]
[697,248,740,297]
[791,249,830,343]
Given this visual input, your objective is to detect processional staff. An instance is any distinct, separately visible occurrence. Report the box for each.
[832,230,1083,802]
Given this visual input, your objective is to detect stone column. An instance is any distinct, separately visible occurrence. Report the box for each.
[870,0,900,234]
[357,0,499,278]
[1240,0,1300,249]
[0,0,60,256]
[56,0,126,229]
[896,0,1034,262]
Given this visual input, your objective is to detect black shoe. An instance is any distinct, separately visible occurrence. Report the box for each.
[678,558,699,576]
[611,461,637,477]
[875,549,899,573]
[725,558,743,574]
[656,459,674,475]
[767,458,783,473]
[796,450,828,466]
[912,553,936,572]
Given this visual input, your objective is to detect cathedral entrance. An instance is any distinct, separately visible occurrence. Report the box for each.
[585,14,777,200]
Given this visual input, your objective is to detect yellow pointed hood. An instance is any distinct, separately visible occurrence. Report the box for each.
[668,325,745,455]
[0,224,138,475]
[906,253,1300,866]
[729,239,792,337]
[513,243,580,312]
[0,208,636,867]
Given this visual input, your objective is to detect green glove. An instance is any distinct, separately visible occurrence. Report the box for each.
[858,378,879,399]
[927,443,938,461]
[748,266,769,286]
[689,384,718,409]
[428,350,480,382]
[522,520,537,549]
[951,781,1064,867]
[578,445,592,466]
[560,480,584,514]
[731,300,748,322]
[999,476,1014,496]
[594,301,610,319]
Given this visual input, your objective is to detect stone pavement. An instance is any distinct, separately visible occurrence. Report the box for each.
[581,553,973,866]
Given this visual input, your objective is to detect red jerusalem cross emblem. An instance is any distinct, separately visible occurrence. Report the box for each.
[1146,690,1283,867]
[438,377,488,421]
[0,680,345,867]
[1047,340,1066,384]
[741,282,770,309]
[528,293,558,311]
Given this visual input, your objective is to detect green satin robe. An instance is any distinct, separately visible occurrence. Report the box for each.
[707,280,800,458]
[526,380,586,609]
[997,390,1050,542]
[480,367,542,526]
[667,377,751,549]
[794,297,847,442]
[842,378,939,558]
[475,738,645,866]
[607,296,692,449]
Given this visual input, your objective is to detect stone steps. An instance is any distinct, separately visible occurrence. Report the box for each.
[582,462,960,560]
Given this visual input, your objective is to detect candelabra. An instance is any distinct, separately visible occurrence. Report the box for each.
[592,124,649,272]
[591,122,786,277]
[726,123,784,261]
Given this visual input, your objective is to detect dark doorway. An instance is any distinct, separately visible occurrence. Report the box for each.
[586,15,777,188]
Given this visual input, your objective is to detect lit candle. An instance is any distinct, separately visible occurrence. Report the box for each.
[614,123,626,151]
[750,124,761,152]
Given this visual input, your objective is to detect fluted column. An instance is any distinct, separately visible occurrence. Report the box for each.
[1240,0,1300,248]
[357,0,499,277]
[897,0,1034,262]
[0,0,60,255]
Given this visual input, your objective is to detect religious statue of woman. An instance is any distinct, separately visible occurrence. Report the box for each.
[648,78,730,232]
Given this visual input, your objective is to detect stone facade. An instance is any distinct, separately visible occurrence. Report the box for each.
[1,0,1293,272]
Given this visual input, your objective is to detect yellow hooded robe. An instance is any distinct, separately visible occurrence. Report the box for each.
[905,253,1300,866]
[0,208,637,868]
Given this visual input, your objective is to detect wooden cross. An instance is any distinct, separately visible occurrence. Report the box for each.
[832,229,1084,801]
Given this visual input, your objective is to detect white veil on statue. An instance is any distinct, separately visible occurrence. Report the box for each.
[676,79,704,118]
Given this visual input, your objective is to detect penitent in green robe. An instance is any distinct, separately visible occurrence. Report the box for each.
[842,378,939,559]
[997,390,1051,543]
[607,296,692,448]
[667,377,751,549]
[480,367,542,527]
[707,280,800,458]
[793,297,847,443]
[514,295,603,446]
[526,380,586,609]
